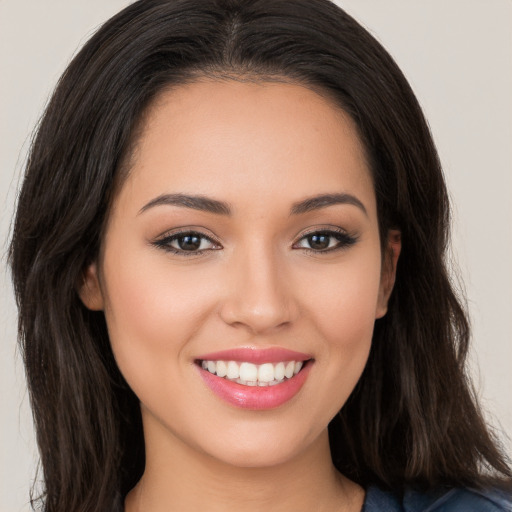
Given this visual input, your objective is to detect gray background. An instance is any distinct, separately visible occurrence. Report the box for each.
[1,1,511,510]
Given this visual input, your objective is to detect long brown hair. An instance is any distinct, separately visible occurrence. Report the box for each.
[9,0,511,510]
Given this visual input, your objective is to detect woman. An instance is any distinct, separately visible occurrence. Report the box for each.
[8,0,512,511]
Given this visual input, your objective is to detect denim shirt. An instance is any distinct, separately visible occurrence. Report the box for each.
[363,485,512,511]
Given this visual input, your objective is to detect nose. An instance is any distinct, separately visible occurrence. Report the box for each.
[218,243,299,335]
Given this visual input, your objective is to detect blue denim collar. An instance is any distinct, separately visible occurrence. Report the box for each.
[363,484,512,512]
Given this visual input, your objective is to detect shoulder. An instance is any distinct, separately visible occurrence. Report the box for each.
[403,486,512,512]
[364,485,512,512]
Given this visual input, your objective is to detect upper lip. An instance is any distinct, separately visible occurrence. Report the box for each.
[196,347,312,364]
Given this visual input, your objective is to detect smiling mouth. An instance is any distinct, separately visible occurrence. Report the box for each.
[196,359,310,387]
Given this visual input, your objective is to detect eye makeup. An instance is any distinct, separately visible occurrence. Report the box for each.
[292,227,358,255]
[151,226,359,257]
[152,229,221,257]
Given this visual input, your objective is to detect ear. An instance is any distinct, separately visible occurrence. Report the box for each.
[78,262,105,311]
[375,229,401,319]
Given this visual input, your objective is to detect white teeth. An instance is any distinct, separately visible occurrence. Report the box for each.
[216,360,227,378]
[285,361,295,379]
[274,362,285,381]
[226,361,239,379]
[239,362,258,382]
[258,363,275,383]
[201,359,308,386]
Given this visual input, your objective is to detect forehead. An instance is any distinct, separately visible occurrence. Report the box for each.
[116,79,375,218]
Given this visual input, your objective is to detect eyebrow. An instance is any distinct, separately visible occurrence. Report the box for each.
[290,193,367,217]
[139,193,232,215]
[138,192,367,217]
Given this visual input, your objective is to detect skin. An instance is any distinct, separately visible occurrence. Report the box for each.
[80,79,400,512]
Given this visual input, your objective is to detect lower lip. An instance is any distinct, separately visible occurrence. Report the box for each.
[197,362,312,410]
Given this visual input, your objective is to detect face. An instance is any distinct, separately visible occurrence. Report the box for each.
[81,80,399,469]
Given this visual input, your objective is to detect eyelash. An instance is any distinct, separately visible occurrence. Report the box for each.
[152,228,358,257]
[153,230,221,256]
[294,228,358,255]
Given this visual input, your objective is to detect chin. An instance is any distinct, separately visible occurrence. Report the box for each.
[206,443,301,469]
[195,422,324,470]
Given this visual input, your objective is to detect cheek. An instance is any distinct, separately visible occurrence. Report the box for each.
[302,249,382,399]
[329,274,379,342]
[100,251,217,385]
[308,255,382,346]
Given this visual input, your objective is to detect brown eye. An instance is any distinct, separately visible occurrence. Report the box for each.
[176,234,202,251]
[307,234,331,250]
[295,229,358,253]
[153,231,220,255]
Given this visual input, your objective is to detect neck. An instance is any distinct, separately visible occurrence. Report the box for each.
[125,410,364,512]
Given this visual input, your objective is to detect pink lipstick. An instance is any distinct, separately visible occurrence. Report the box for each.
[197,347,311,364]
[195,347,313,410]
